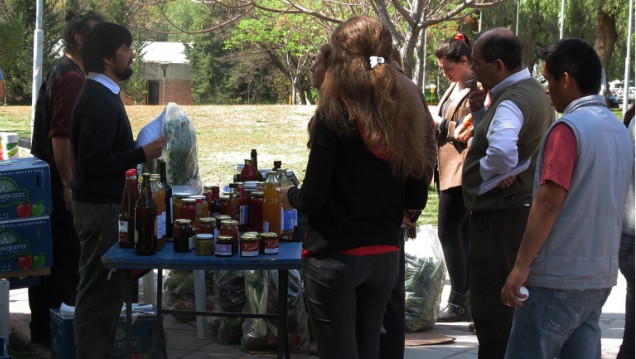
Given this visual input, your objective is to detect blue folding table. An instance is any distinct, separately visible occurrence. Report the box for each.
[102,241,302,359]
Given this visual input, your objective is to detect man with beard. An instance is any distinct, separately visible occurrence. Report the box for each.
[71,22,165,358]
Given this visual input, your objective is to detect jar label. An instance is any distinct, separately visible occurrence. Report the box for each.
[282,209,295,231]
[215,243,232,256]
[241,241,259,256]
[264,238,279,254]
[240,205,249,225]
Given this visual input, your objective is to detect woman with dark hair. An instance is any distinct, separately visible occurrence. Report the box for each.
[307,43,332,148]
[281,15,435,358]
[433,33,476,322]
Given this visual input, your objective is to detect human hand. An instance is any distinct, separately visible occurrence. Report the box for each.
[469,81,487,112]
[453,114,473,143]
[497,175,516,189]
[63,185,73,212]
[142,137,166,161]
[501,265,529,308]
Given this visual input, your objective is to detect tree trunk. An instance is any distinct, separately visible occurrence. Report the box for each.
[402,26,420,81]
[414,27,427,90]
[594,0,617,100]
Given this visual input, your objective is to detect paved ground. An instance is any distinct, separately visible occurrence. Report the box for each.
[6,271,628,358]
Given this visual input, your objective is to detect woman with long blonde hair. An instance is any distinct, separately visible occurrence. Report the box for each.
[282,15,435,358]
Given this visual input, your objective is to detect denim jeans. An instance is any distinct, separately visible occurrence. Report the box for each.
[618,234,635,359]
[504,286,611,359]
[302,251,399,359]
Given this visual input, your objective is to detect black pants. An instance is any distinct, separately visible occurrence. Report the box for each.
[469,207,529,359]
[379,229,406,359]
[438,186,470,293]
[28,173,80,340]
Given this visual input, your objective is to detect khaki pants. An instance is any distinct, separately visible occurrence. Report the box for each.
[73,201,127,359]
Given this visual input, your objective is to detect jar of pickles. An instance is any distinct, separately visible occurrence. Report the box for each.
[195,233,214,256]
[219,220,239,254]
[215,235,233,256]
[173,219,193,253]
[260,232,279,254]
[240,233,259,257]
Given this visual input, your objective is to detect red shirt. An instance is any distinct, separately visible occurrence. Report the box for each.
[48,70,84,139]
[540,122,577,190]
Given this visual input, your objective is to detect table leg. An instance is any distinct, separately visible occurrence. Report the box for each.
[277,269,290,359]
[126,271,133,359]
[156,268,168,359]
[193,269,207,339]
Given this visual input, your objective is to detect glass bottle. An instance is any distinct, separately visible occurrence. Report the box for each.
[135,174,157,255]
[158,159,173,239]
[250,149,264,181]
[150,174,166,249]
[227,183,241,223]
[236,182,249,232]
[119,169,138,248]
[262,171,282,236]
[241,158,259,182]
[248,191,264,232]
[209,185,222,217]
[277,169,297,240]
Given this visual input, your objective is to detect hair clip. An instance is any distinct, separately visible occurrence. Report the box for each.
[369,56,385,69]
[454,33,467,43]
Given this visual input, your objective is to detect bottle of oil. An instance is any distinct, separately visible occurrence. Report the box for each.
[158,159,173,239]
[135,174,157,255]
[262,171,282,236]
[118,169,138,248]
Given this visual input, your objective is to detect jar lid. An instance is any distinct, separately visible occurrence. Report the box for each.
[190,195,206,200]
[182,198,196,203]
[243,231,260,237]
[174,192,192,198]
[195,233,214,240]
[199,217,215,224]
[176,219,192,224]
[217,235,233,242]
[250,191,264,197]
[214,215,231,221]
[260,232,278,239]
[125,169,136,176]
[203,184,215,190]
[221,220,239,226]
[240,233,258,241]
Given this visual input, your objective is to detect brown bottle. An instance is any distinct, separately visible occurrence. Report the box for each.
[135,174,157,255]
[119,169,138,248]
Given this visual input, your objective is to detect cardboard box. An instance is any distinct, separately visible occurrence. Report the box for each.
[50,309,161,359]
[0,157,53,221]
[0,217,52,273]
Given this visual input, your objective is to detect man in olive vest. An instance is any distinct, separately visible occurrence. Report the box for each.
[501,38,633,359]
[462,27,554,358]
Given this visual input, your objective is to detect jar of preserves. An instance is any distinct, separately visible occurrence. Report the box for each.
[220,195,229,216]
[240,233,259,257]
[180,198,196,221]
[195,233,214,256]
[214,214,231,239]
[215,235,233,256]
[190,195,209,220]
[173,219,192,253]
[198,217,216,238]
[172,192,191,220]
[249,191,264,232]
[219,220,239,254]
[260,232,279,254]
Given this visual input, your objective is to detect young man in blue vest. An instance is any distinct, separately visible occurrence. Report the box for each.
[501,38,633,359]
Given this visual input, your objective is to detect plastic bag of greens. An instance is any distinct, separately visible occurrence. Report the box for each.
[210,270,246,344]
[161,103,201,192]
[240,269,309,351]
[162,270,215,322]
[404,224,446,332]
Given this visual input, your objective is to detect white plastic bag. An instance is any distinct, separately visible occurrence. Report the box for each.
[403,224,446,331]
[161,103,201,191]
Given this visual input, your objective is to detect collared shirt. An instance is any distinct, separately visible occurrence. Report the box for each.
[478,68,531,181]
[87,72,119,95]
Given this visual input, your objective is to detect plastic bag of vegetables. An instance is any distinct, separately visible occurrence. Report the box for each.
[209,270,246,344]
[403,225,446,332]
[240,269,309,351]
[162,103,201,191]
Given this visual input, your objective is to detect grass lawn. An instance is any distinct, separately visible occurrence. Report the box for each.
[0,104,440,226]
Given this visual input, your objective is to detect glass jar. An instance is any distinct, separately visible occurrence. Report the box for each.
[219,220,239,254]
[198,217,216,238]
[180,198,196,221]
[220,195,229,216]
[215,235,233,256]
[172,192,191,220]
[173,219,192,253]
[190,195,209,220]
[240,233,259,257]
[195,233,214,256]
[260,232,279,254]
[214,214,231,239]
[249,191,264,232]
